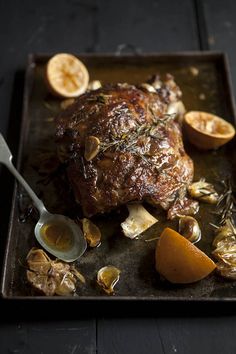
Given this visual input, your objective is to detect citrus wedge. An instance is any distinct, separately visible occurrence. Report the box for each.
[155,227,216,283]
[46,53,89,98]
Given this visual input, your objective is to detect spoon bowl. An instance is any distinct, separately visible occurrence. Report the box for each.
[35,212,87,262]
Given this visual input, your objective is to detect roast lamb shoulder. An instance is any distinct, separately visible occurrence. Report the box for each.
[55,74,198,218]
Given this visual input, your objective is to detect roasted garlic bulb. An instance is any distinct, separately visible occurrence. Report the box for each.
[26,248,85,296]
[187,179,219,204]
[212,219,236,248]
[178,216,201,243]
[212,219,236,279]
[216,261,236,280]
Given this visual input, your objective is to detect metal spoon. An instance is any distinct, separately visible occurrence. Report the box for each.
[0,133,87,262]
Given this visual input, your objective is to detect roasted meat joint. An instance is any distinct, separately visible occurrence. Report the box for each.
[55,74,197,218]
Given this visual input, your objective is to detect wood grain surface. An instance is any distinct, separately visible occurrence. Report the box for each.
[0,0,236,353]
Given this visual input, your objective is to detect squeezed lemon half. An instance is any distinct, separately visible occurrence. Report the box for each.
[46,53,89,98]
[184,111,235,150]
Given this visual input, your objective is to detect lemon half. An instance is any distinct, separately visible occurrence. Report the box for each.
[184,111,235,150]
[46,53,89,98]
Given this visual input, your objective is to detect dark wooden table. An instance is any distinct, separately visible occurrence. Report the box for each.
[1,1,236,353]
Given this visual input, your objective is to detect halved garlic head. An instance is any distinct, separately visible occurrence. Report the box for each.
[212,219,236,279]
[121,203,158,239]
[187,179,219,204]
[26,248,85,296]
[212,219,236,248]
[184,111,235,150]
[97,266,121,295]
[178,216,201,243]
[215,261,236,280]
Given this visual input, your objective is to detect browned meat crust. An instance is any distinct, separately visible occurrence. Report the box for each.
[55,76,195,217]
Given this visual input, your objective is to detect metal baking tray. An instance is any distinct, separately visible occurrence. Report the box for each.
[1,52,236,300]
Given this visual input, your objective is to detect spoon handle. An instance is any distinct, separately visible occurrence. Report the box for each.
[0,133,47,215]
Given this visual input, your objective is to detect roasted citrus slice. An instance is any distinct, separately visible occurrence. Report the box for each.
[46,53,89,98]
[184,111,235,150]
[155,227,216,284]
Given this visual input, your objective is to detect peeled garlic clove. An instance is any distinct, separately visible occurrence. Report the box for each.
[178,216,201,243]
[187,179,219,204]
[97,266,121,295]
[82,218,101,247]
[88,80,102,91]
[84,136,100,161]
[121,203,158,239]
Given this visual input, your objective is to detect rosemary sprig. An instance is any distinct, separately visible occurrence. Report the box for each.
[100,113,176,156]
[87,93,112,104]
[216,178,236,225]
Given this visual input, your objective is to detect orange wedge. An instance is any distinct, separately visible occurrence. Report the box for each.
[184,111,235,150]
[46,53,89,98]
[155,228,216,284]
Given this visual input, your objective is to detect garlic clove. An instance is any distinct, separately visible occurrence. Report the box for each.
[84,136,100,161]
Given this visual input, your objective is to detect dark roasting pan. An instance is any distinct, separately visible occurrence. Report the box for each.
[1,52,236,300]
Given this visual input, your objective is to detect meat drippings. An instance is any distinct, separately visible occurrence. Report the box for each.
[40,222,74,252]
